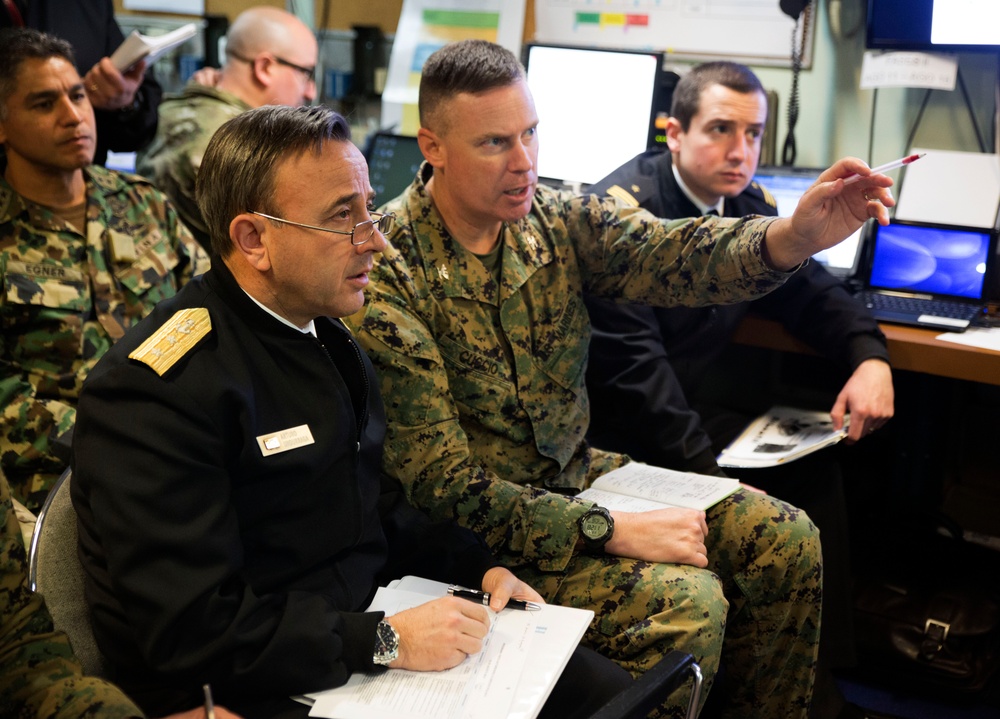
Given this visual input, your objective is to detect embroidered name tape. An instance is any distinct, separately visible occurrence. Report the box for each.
[256,424,315,457]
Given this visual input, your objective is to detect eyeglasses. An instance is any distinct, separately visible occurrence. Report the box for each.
[249,211,394,246]
[227,50,316,84]
[274,56,316,84]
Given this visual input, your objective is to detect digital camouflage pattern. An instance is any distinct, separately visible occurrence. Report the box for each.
[136,85,251,251]
[0,165,210,512]
[347,164,821,717]
[0,470,142,718]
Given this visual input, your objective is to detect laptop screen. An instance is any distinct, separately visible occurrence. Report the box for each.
[753,166,864,277]
[365,133,424,206]
[867,221,993,300]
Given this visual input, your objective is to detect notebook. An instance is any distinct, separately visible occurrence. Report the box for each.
[753,166,865,278]
[859,220,996,331]
[364,132,424,206]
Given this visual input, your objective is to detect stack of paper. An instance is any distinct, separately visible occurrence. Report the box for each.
[110,23,199,72]
[300,577,593,719]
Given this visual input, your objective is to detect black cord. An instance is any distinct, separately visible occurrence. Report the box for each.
[957,67,987,153]
[903,88,933,156]
[781,17,803,165]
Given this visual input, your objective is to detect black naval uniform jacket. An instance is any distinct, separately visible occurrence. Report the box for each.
[72,259,498,717]
[583,150,889,474]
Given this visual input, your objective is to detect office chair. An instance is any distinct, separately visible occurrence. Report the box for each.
[589,650,702,719]
[27,469,109,677]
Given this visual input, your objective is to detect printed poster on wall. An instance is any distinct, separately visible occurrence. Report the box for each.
[380,0,526,135]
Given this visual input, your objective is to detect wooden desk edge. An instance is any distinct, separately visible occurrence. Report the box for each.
[732,315,1000,386]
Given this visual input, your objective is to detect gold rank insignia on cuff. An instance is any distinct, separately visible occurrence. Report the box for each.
[129,307,212,376]
[606,185,640,207]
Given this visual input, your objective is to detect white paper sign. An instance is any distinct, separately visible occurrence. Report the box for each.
[860,51,958,90]
[124,0,204,14]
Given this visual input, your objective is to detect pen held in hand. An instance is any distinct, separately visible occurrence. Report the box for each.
[843,153,925,186]
[202,683,216,719]
[448,586,542,611]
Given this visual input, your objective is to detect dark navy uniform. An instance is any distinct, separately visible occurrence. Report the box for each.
[584,149,889,671]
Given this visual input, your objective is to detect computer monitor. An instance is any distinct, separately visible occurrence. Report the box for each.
[753,166,865,278]
[364,132,425,205]
[866,0,1000,52]
[524,43,664,188]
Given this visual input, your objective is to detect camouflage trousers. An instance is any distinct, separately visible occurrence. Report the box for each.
[0,390,74,513]
[510,489,822,719]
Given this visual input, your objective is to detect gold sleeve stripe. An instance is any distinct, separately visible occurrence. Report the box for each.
[129,307,212,376]
[605,185,640,208]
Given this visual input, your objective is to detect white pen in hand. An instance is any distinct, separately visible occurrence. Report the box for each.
[843,153,925,185]
[448,586,541,611]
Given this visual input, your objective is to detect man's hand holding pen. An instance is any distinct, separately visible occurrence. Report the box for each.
[384,567,543,671]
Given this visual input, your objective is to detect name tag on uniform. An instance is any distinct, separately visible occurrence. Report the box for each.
[256,424,315,456]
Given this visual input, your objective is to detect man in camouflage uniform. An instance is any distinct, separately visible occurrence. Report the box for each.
[346,40,895,719]
[0,29,209,512]
[136,7,318,250]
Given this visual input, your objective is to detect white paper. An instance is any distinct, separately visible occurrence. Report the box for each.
[578,462,739,511]
[860,51,958,90]
[304,581,592,719]
[124,0,204,14]
[110,23,199,72]
[935,326,1000,353]
[895,148,1000,229]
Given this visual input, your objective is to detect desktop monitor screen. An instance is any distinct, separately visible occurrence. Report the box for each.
[753,166,864,277]
[866,0,1000,52]
[524,44,663,187]
[365,132,425,205]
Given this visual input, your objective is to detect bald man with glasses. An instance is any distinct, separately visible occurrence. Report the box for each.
[137,6,318,251]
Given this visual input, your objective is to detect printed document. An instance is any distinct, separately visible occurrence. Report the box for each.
[717,406,847,468]
[578,462,739,513]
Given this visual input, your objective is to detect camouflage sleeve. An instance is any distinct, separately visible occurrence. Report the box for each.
[0,474,143,719]
[157,189,210,281]
[351,280,589,572]
[559,193,790,306]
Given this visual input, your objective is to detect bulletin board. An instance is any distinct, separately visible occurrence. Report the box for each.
[532,0,815,68]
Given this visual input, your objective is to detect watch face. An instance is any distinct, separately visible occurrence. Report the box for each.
[581,513,610,539]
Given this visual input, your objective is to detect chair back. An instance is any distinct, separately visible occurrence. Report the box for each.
[589,650,702,719]
[27,469,109,677]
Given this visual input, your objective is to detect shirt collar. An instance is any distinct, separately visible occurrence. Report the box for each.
[241,288,317,337]
[671,162,723,216]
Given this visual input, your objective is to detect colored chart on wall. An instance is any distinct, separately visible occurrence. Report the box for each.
[381,0,526,135]
[534,0,813,67]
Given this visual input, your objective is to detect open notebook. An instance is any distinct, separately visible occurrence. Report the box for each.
[858,220,996,331]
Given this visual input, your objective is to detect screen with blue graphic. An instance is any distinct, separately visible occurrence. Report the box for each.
[868,222,992,300]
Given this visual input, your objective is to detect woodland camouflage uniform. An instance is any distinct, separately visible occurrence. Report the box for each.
[136,85,251,251]
[0,469,142,718]
[347,164,823,719]
[0,164,209,512]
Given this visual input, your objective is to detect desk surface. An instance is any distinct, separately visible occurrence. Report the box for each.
[732,316,1000,386]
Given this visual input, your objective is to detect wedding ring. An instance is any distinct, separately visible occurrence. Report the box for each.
[863,191,873,202]
[89,83,99,93]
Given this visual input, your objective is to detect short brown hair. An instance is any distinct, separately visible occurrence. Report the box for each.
[418,40,524,131]
[670,61,766,131]
[196,105,351,257]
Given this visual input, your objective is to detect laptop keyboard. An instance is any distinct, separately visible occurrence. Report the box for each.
[861,291,983,326]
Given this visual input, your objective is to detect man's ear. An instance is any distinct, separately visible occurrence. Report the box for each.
[250,53,275,89]
[229,213,271,271]
[417,127,443,168]
[664,117,684,154]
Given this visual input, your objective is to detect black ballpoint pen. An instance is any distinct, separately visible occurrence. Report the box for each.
[448,586,541,611]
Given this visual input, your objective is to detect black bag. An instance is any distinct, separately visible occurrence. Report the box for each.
[854,577,1000,696]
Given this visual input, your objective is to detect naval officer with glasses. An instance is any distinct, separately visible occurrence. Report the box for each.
[137,6,318,251]
[72,104,633,719]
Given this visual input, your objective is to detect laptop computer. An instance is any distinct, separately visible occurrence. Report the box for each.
[753,166,865,279]
[859,220,996,331]
[364,132,424,205]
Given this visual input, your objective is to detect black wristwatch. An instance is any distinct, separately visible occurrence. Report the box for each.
[578,505,615,553]
[373,619,399,666]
